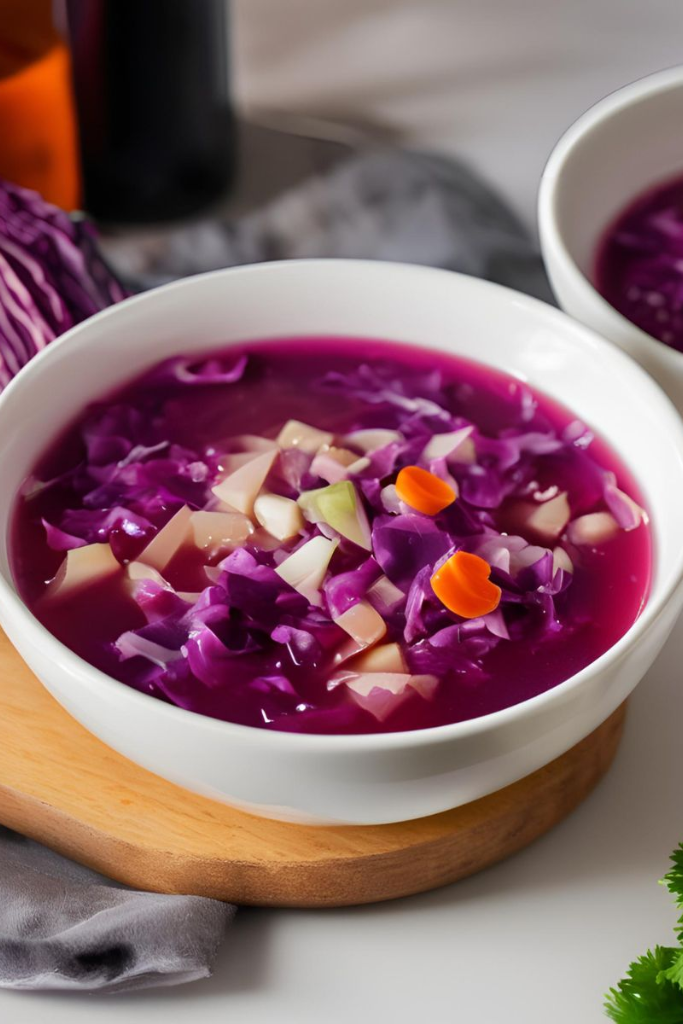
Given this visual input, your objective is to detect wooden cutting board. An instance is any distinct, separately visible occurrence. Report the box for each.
[0,630,625,908]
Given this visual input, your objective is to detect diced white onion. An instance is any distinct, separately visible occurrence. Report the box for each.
[380,484,402,514]
[604,478,648,531]
[366,575,405,614]
[310,446,371,483]
[343,672,438,722]
[274,536,338,606]
[552,546,574,574]
[523,492,571,542]
[343,429,403,453]
[310,447,357,484]
[253,492,304,541]
[116,632,182,668]
[510,544,550,574]
[482,608,510,640]
[422,426,475,463]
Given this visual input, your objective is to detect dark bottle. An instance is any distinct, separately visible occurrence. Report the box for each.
[65,0,235,223]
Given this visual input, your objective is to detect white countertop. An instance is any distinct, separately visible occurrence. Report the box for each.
[3,634,682,1023]
[4,2,683,1020]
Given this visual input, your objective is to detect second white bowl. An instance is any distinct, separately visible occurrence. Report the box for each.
[539,65,683,410]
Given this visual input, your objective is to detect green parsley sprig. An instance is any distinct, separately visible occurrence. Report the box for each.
[605,845,683,1022]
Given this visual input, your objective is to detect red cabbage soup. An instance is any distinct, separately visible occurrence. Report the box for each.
[11,338,652,735]
[596,174,683,351]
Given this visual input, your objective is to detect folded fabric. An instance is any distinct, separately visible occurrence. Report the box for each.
[0,827,234,993]
[105,148,552,303]
[0,142,549,995]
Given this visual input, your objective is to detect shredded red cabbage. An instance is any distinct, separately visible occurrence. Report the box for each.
[12,340,651,734]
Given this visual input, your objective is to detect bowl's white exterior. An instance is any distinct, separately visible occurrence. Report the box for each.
[539,65,683,411]
[1,260,682,825]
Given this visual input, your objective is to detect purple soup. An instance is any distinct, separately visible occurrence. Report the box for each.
[596,174,683,351]
[11,337,651,735]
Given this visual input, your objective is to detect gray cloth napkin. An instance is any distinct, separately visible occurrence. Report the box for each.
[0,146,549,995]
[0,827,234,992]
[104,148,552,302]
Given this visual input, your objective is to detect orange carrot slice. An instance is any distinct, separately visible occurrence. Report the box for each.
[431,551,501,619]
[395,465,456,515]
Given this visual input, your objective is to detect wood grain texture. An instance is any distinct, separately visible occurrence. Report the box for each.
[0,630,626,907]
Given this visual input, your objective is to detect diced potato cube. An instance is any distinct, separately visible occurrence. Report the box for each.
[348,642,406,673]
[46,543,120,601]
[276,420,334,454]
[567,512,620,546]
[190,510,254,554]
[211,449,277,516]
[334,600,387,647]
[138,505,193,571]
[523,492,571,542]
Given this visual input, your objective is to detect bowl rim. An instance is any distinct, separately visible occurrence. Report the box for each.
[538,63,683,368]
[1,258,683,752]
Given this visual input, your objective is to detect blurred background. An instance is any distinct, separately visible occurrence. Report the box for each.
[231,0,683,227]
[0,0,682,230]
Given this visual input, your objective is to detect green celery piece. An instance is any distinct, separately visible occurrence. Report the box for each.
[298,481,370,550]
[605,948,683,1023]
[297,485,326,524]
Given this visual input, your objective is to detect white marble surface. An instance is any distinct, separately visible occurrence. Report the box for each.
[3,635,683,1023]
[4,2,683,1020]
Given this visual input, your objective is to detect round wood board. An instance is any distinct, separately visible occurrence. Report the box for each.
[0,630,625,908]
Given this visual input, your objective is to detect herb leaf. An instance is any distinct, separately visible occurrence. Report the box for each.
[665,844,683,942]
[605,844,683,1021]
[605,948,683,1023]
[659,950,683,992]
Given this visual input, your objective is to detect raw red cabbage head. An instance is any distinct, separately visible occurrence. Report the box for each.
[0,181,127,389]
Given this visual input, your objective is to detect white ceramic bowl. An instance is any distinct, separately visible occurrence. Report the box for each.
[1,260,682,826]
[539,65,683,410]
